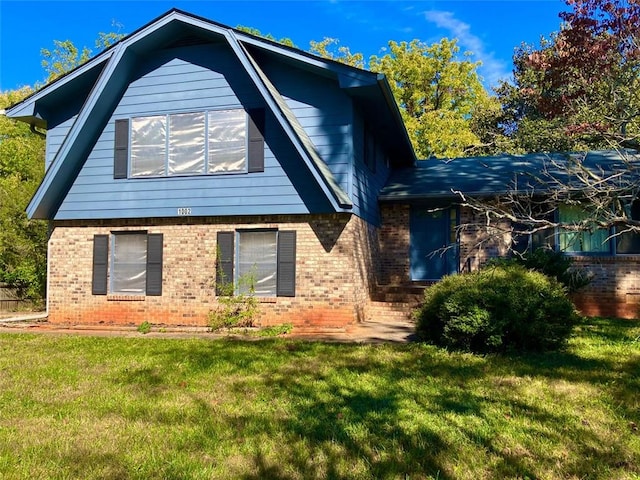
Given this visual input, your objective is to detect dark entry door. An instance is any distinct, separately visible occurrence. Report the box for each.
[410,206,459,281]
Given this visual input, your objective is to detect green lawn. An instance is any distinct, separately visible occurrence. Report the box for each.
[0,318,638,479]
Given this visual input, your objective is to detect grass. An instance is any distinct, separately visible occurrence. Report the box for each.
[0,317,638,479]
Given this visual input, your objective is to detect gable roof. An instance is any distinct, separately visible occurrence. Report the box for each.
[7,9,415,219]
[379,150,640,202]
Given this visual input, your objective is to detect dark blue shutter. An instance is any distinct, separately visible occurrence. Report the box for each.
[114,119,129,179]
[247,109,265,173]
[146,234,163,296]
[277,231,296,297]
[92,235,109,295]
[216,232,234,295]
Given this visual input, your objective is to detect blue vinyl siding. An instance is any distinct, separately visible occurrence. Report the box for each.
[46,115,76,170]
[351,109,391,225]
[259,59,354,199]
[54,44,334,220]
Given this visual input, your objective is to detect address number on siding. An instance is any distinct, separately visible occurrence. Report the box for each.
[177,208,192,216]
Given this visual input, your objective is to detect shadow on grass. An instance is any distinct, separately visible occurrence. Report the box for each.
[98,318,639,479]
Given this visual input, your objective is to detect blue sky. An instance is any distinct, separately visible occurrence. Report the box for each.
[0,0,566,92]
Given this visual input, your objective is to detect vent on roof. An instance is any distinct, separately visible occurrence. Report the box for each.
[163,35,213,49]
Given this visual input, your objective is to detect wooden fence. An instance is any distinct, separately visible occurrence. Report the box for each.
[0,283,27,311]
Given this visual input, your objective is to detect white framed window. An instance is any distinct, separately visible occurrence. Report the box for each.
[130,115,166,177]
[169,111,206,175]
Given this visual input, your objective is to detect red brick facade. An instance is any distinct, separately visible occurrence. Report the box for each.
[46,204,640,327]
[47,213,379,327]
[377,204,640,319]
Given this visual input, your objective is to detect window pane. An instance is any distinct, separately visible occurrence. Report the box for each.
[131,116,166,177]
[237,231,277,296]
[617,200,640,254]
[558,205,610,253]
[208,110,246,173]
[111,234,147,294]
[169,112,205,175]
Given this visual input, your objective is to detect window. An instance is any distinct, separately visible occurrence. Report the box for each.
[237,231,278,296]
[558,205,611,254]
[111,233,147,294]
[216,230,296,297]
[131,115,167,177]
[114,109,265,179]
[92,233,163,296]
[616,200,640,254]
[512,203,640,257]
[208,110,246,173]
[169,112,206,175]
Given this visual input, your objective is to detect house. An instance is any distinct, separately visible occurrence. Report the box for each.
[6,9,415,327]
[6,9,640,326]
[379,151,640,319]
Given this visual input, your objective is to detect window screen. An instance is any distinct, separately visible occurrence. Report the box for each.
[111,233,147,294]
[237,231,277,296]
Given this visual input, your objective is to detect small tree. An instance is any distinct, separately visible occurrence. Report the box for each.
[209,268,259,331]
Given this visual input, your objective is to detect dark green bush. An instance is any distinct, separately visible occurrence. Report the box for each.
[496,248,591,293]
[414,264,579,353]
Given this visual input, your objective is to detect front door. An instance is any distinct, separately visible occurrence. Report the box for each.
[410,206,459,281]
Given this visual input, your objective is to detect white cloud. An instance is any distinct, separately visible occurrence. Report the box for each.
[423,10,511,87]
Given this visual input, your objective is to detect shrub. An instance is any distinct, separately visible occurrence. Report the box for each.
[209,272,258,331]
[494,248,591,293]
[415,264,579,353]
[137,321,151,334]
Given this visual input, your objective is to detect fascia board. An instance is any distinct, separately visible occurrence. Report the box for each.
[376,74,417,165]
[235,33,378,88]
[6,53,112,120]
[27,43,127,219]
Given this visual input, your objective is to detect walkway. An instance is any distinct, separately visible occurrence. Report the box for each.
[0,314,417,344]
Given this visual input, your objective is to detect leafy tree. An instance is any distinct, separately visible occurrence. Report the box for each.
[0,90,47,302]
[497,0,640,152]
[41,28,124,83]
[236,26,295,48]
[309,38,364,68]
[1,29,125,303]
[41,40,92,82]
[454,0,640,262]
[370,38,500,158]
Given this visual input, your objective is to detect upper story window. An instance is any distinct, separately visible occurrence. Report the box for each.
[129,109,247,177]
[114,108,264,180]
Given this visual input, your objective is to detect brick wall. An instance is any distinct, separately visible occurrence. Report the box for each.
[458,207,511,272]
[378,204,410,284]
[377,204,510,283]
[377,203,640,319]
[569,256,640,319]
[48,213,379,327]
